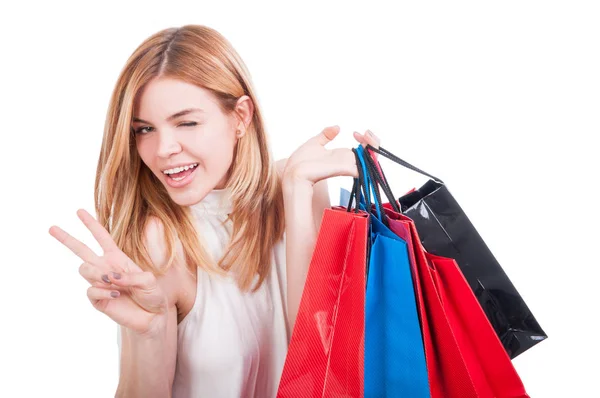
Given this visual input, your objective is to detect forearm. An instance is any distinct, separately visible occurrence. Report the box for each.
[282,179,318,333]
[116,315,176,397]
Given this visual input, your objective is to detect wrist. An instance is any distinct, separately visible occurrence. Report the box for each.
[125,314,169,342]
[282,169,314,194]
[282,179,314,201]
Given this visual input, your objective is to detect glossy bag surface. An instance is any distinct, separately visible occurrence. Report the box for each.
[367,145,547,359]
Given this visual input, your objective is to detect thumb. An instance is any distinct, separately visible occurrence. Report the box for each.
[316,125,341,146]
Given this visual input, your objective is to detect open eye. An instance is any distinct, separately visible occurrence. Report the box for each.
[134,126,154,134]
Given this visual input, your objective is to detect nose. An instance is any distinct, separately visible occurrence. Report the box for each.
[156,130,182,158]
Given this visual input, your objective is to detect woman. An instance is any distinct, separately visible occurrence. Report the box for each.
[49,24,379,397]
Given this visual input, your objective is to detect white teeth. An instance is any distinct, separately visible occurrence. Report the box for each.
[163,163,197,175]
[172,176,186,181]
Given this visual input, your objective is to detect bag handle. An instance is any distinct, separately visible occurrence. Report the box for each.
[356,145,394,228]
[347,148,376,284]
[346,147,385,218]
[347,148,371,214]
[357,145,383,220]
[361,145,402,215]
[366,144,444,184]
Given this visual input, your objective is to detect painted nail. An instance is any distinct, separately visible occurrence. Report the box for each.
[110,291,120,298]
[101,274,110,284]
[112,272,122,280]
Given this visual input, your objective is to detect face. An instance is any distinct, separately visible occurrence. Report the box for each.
[132,77,253,206]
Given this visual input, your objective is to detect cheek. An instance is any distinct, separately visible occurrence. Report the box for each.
[135,138,155,168]
[198,142,233,169]
[191,130,236,164]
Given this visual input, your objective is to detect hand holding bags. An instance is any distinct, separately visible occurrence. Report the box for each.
[278,147,431,398]
[280,140,537,397]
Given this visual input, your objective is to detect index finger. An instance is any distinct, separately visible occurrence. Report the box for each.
[49,225,101,264]
[76,209,119,253]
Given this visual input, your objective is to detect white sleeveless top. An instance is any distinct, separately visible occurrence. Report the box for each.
[118,188,290,398]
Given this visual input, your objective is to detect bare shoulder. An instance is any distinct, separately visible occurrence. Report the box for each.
[143,216,172,270]
[275,158,288,178]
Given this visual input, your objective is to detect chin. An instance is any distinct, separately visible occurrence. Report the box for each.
[166,184,211,207]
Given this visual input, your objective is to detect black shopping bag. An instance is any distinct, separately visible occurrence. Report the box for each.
[364,144,547,359]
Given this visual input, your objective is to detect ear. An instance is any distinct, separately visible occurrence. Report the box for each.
[234,95,254,137]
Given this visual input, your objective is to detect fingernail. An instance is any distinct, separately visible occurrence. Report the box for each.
[101,274,110,284]
[366,130,373,136]
[110,291,120,298]
[112,272,122,280]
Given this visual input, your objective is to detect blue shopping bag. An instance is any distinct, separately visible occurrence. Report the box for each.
[353,145,430,398]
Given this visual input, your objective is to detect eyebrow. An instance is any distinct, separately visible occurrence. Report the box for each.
[132,108,204,124]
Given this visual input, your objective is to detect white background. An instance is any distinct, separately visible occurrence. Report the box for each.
[1,1,598,397]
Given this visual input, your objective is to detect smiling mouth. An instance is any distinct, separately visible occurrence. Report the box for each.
[162,163,198,181]
[166,167,197,182]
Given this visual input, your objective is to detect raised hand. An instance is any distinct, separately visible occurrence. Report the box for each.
[282,126,381,186]
[49,209,169,336]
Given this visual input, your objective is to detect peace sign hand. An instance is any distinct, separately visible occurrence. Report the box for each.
[49,209,169,337]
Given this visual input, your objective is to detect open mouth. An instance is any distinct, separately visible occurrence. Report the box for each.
[162,163,198,187]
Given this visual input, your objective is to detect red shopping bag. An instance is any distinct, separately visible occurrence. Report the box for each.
[379,204,476,397]
[277,206,369,398]
[383,203,529,398]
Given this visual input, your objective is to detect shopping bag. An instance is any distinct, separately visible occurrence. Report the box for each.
[358,148,529,397]
[276,204,369,397]
[364,144,547,358]
[355,146,431,398]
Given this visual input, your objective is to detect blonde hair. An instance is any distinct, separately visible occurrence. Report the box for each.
[94,25,285,291]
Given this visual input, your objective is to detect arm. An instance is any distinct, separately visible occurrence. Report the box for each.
[279,126,379,333]
[115,217,179,397]
[276,158,330,233]
[49,208,180,397]
[279,141,347,333]
[276,159,331,332]
[282,179,320,333]
[116,308,177,397]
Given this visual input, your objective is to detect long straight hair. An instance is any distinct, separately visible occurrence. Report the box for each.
[94,25,285,291]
